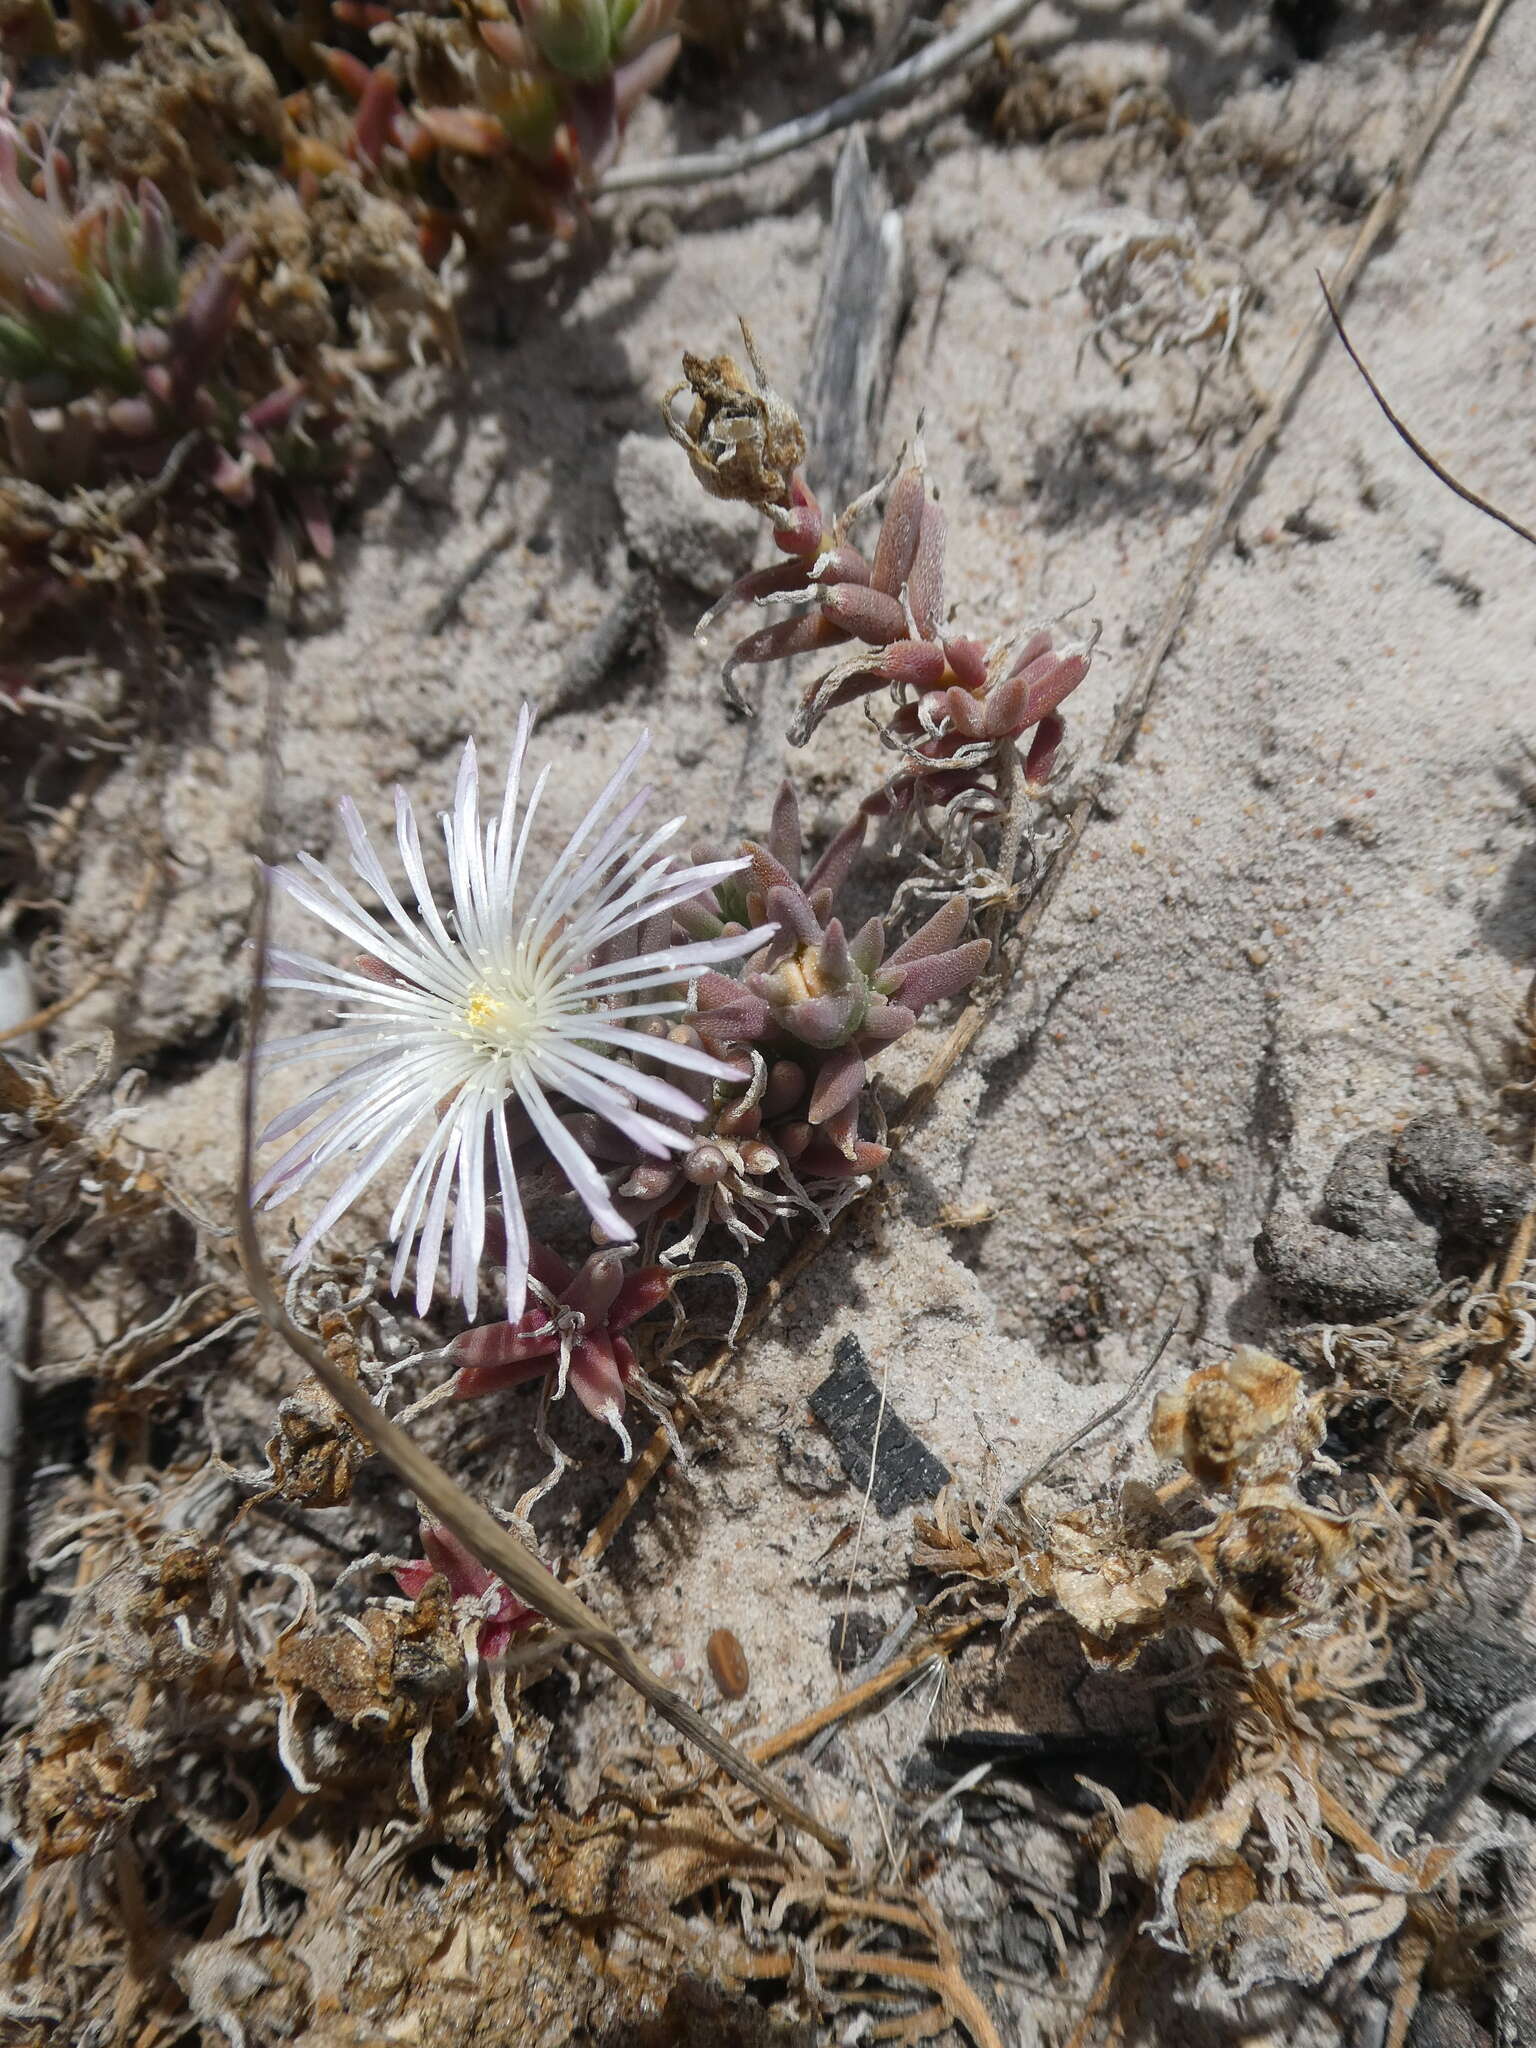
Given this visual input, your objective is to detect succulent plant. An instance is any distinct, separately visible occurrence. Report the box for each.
[316,0,681,247]
[668,333,1096,824]
[441,1242,673,1436]
[678,780,989,1134]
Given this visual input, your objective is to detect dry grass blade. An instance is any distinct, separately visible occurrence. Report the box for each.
[237,671,847,1861]
[1320,275,1536,550]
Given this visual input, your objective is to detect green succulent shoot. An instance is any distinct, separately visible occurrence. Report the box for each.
[0,114,181,401]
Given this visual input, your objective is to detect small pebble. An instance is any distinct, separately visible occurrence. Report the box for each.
[706,1627,750,1700]
[828,1611,885,1673]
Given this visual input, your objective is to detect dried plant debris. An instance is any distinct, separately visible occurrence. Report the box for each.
[0,0,688,647]
[909,1112,1536,2027]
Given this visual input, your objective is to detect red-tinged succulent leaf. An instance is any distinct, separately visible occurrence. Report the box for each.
[857,1000,916,1044]
[893,939,989,1012]
[818,916,851,983]
[883,638,948,688]
[318,44,372,98]
[415,106,512,158]
[614,32,680,118]
[777,1120,812,1162]
[566,78,619,174]
[870,463,926,595]
[727,608,849,674]
[617,1160,677,1202]
[609,1266,674,1330]
[1023,649,1089,724]
[563,1248,626,1324]
[1006,627,1054,677]
[944,635,988,690]
[770,477,825,556]
[713,558,818,621]
[763,1059,807,1117]
[908,500,946,636]
[887,893,969,967]
[767,780,800,871]
[1025,711,1066,785]
[808,1046,866,1125]
[478,17,537,64]
[821,580,906,646]
[941,683,995,741]
[569,1330,630,1419]
[848,915,885,978]
[806,1134,890,1178]
[814,541,873,587]
[452,1347,558,1400]
[351,67,403,169]
[770,989,863,1048]
[764,880,823,948]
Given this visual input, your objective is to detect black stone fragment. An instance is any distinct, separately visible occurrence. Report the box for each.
[828,1610,885,1673]
[807,1335,950,1517]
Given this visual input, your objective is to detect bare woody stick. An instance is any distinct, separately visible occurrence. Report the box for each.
[237,668,847,1862]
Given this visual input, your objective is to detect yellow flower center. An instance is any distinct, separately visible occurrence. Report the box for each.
[463,985,543,1055]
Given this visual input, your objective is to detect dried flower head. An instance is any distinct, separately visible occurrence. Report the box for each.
[258,706,774,1320]
[1150,1348,1324,1493]
[663,317,806,510]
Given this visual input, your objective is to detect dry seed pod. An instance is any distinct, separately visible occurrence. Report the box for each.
[1150,1348,1323,1492]
[663,320,805,510]
[707,1626,750,1699]
[1185,1482,1355,1663]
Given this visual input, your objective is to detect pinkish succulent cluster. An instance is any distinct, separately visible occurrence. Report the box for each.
[682,779,988,1128]
[667,333,1095,825]
[393,1519,541,1662]
[301,0,680,253]
[554,780,985,1265]
[1,114,251,474]
[441,1243,672,1439]
[0,97,353,633]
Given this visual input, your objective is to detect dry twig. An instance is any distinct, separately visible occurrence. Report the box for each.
[237,656,847,1859]
[599,0,1042,194]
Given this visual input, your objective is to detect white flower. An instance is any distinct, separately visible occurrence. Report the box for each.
[256,707,772,1321]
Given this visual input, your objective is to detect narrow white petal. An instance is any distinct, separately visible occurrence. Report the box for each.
[490,1102,530,1319]
[394,786,460,962]
[564,924,777,995]
[534,1049,693,1158]
[414,1118,465,1316]
[515,1069,631,1243]
[490,704,533,901]
[523,729,649,931]
[576,1022,750,1083]
[549,1038,708,1123]
[284,1116,424,1271]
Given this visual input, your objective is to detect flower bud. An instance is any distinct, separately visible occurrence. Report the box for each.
[517,0,613,80]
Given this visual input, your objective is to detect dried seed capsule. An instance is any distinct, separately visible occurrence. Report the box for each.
[707,1626,749,1700]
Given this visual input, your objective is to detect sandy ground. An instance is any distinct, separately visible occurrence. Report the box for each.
[12,0,1536,2038]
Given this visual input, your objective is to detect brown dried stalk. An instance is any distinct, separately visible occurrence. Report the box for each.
[236,704,847,1861]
